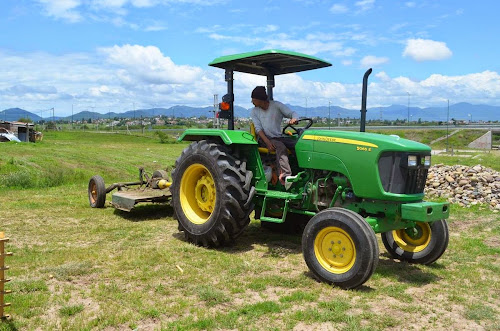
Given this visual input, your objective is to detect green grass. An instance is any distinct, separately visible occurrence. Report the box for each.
[0,130,499,330]
[59,304,84,317]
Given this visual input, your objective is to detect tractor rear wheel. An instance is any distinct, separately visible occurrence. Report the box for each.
[381,220,448,265]
[302,208,379,289]
[88,175,106,208]
[171,140,254,246]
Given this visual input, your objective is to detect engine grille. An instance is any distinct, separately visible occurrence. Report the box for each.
[378,152,429,194]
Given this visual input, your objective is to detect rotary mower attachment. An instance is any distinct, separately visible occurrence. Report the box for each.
[88,167,172,212]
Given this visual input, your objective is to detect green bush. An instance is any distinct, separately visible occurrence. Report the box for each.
[154,130,177,144]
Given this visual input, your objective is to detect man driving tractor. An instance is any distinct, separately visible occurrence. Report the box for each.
[250,86,299,187]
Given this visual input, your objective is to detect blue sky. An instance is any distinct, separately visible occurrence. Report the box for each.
[1,0,499,116]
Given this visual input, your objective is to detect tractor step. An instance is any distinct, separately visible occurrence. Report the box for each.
[264,190,301,200]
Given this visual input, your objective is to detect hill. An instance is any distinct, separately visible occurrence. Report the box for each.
[1,102,499,122]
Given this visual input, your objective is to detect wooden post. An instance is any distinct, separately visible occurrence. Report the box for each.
[0,232,12,319]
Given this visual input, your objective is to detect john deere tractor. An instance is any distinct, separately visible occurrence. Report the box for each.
[170,50,449,289]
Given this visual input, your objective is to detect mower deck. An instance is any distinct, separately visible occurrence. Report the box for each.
[111,188,172,212]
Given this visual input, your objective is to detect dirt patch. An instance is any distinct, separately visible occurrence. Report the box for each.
[293,322,341,331]
[232,286,294,306]
[484,236,500,248]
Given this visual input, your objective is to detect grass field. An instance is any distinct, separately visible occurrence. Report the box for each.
[0,131,499,330]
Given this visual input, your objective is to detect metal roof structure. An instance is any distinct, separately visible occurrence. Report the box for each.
[209,49,332,76]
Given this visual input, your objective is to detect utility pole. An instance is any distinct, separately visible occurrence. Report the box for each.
[213,94,218,128]
[328,101,331,130]
[305,97,308,118]
[446,99,450,152]
[407,92,410,126]
[71,104,74,129]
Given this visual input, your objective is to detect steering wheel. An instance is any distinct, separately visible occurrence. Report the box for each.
[282,118,313,137]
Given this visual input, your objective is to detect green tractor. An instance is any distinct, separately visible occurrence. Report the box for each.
[171,50,449,289]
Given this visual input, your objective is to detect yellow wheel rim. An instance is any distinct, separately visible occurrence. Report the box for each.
[393,222,431,253]
[314,226,356,274]
[180,164,216,225]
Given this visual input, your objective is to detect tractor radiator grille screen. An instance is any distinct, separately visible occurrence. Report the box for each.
[378,152,429,194]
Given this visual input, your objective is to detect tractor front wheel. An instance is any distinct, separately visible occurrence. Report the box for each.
[381,220,448,265]
[302,208,379,289]
[171,140,254,246]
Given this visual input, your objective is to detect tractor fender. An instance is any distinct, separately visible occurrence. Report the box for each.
[178,129,258,145]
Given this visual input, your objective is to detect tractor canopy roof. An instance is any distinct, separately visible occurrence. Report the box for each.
[209,49,331,76]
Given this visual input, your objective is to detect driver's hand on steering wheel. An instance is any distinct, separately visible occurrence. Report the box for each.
[289,118,298,125]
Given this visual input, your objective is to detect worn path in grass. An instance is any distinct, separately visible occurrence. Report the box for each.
[0,131,499,330]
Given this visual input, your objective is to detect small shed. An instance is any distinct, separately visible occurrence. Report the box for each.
[0,121,38,142]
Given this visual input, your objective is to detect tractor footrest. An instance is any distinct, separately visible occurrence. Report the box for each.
[401,201,450,222]
[260,216,284,223]
[111,189,171,212]
[264,190,301,200]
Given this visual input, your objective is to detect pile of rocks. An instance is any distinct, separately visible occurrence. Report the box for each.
[425,164,500,211]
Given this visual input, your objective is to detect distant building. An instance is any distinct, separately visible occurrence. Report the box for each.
[0,121,40,142]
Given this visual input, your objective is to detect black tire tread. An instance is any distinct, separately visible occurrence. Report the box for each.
[171,140,254,246]
[381,220,449,265]
[302,207,379,289]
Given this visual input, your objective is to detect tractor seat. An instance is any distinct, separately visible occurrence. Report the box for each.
[249,122,292,155]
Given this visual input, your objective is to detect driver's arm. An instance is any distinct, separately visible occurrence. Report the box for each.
[276,101,299,125]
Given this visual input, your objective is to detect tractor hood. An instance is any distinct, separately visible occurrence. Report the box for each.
[300,130,430,152]
[295,130,431,201]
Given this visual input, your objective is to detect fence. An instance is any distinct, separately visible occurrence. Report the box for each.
[0,232,12,319]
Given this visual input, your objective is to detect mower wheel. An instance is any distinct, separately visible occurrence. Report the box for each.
[171,140,254,247]
[381,220,449,265]
[302,208,379,289]
[88,175,106,208]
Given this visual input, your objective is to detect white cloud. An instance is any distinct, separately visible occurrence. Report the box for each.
[342,60,353,66]
[330,4,348,14]
[355,0,375,12]
[144,23,167,31]
[405,2,415,8]
[360,55,389,67]
[375,71,390,82]
[37,0,224,23]
[37,0,83,22]
[100,44,202,84]
[0,48,499,115]
[403,38,452,62]
[253,25,279,34]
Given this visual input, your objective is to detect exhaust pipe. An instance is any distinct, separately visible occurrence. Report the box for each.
[360,68,372,132]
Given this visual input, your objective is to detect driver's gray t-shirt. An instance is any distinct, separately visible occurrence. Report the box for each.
[251,101,298,138]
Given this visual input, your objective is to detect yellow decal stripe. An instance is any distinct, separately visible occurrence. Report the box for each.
[302,134,378,148]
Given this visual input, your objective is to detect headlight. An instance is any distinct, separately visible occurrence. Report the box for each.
[408,155,417,167]
[424,155,431,166]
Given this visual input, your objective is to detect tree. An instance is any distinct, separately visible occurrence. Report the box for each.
[17,117,33,123]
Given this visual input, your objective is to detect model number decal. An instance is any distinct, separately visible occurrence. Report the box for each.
[357,146,372,152]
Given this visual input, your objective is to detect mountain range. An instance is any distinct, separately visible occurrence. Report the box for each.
[1,102,498,123]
